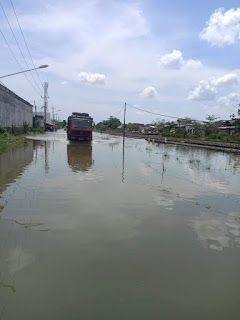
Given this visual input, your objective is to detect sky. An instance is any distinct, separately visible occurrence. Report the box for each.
[0,0,240,123]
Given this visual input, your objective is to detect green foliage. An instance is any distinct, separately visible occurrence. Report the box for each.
[127,123,140,131]
[152,118,165,134]
[96,116,121,131]
[204,133,240,143]
[0,127,7,134]
[234,119,240,133]
[206,114,218,122]
[191,121,202,137]
[0,128,44,154]
[162,132,170,137]
[32,128,44,134]
[173,129,192,139]
[53,120,65,128]
[23,121,29,134]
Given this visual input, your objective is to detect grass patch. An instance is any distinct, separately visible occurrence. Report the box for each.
[0,128,44,154]
[165,131,240,143]
[189,159,201,164]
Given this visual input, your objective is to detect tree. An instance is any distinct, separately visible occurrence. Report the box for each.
[152,118,165,135]
[107,116,121,130]
[127,123,140,131]
[96,116,121,131]
[191,121,202,136]
[184,117,195,122]
[206,114,218,122]
[205,114,219,136]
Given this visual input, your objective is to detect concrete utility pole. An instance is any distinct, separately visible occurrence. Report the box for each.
[123,102,126,137]
[34,101,37,116]
[43,82,49,129]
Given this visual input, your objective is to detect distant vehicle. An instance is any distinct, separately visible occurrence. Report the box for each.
[67,112,93,141]
[46,123,57,132]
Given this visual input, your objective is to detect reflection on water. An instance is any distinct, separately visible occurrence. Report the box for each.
[0,131,240,319]
[122,136,125,183]
[191,211,240,251]
[67,142,93,172]
[0,140,34,196]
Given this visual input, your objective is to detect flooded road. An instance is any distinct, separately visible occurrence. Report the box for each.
[0,130,240,319]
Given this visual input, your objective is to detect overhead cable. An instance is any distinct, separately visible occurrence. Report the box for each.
[0,2,42,95]
[126,103,204,122]
[9,0,43,87]
[126,103,179,119]
[0,27,41,96]
[115,104,125,118]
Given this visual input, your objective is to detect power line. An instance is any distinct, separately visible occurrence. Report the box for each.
[9,0,43,88]
[126,103,204,122]
[0,1,42,95]
[126,103,179,119]
[0,27,41,96]
[0,80,6,87]
[114,104,125,118]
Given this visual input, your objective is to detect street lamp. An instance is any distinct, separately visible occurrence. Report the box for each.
[0,65,49,79]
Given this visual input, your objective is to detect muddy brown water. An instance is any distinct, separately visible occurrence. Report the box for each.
[0,130,240,319]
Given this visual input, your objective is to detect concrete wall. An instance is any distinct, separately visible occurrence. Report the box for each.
[0,84,33,133]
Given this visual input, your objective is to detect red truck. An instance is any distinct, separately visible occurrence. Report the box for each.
[67,112,93,141]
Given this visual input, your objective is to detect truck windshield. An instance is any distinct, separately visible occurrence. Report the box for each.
[71,119,92,128]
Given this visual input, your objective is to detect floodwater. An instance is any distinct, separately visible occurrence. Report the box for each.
[0,130,240,319]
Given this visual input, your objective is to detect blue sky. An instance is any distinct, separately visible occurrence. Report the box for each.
[0,0,240,123]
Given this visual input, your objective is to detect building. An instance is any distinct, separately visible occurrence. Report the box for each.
[0,83,33,133]
[33,115,44,129]
[35,111,51,124]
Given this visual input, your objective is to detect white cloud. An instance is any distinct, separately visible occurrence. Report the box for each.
[140,86,158,98]
[188,80,217,101]
[218,92,240,107]
[200,8,240,46]
[159,50,202,69]
[3,0,239,123]
[20,2,149,39]
[211,73,238,88]
[184,59,203,69]
[78,72,106,85]
[159,50,183,69]
[188,73,239,101]
[60,81,68,85]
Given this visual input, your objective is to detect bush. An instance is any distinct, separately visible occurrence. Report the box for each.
[32,128,44,134]
[162,132,170,137]
[173,130,192,139]
[23,121,29,134]
[0,127,7,134]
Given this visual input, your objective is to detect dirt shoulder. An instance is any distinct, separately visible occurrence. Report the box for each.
[96,130,240,154]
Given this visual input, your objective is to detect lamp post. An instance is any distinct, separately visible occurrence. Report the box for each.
[0,65,48,79]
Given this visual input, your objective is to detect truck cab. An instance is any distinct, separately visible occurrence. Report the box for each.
[67,112,93,141]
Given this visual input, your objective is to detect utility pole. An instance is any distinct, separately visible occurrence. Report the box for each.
[43,82,49,130]
[122,102,127,183]
[34,101,37,116]
[123,102,126,137]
